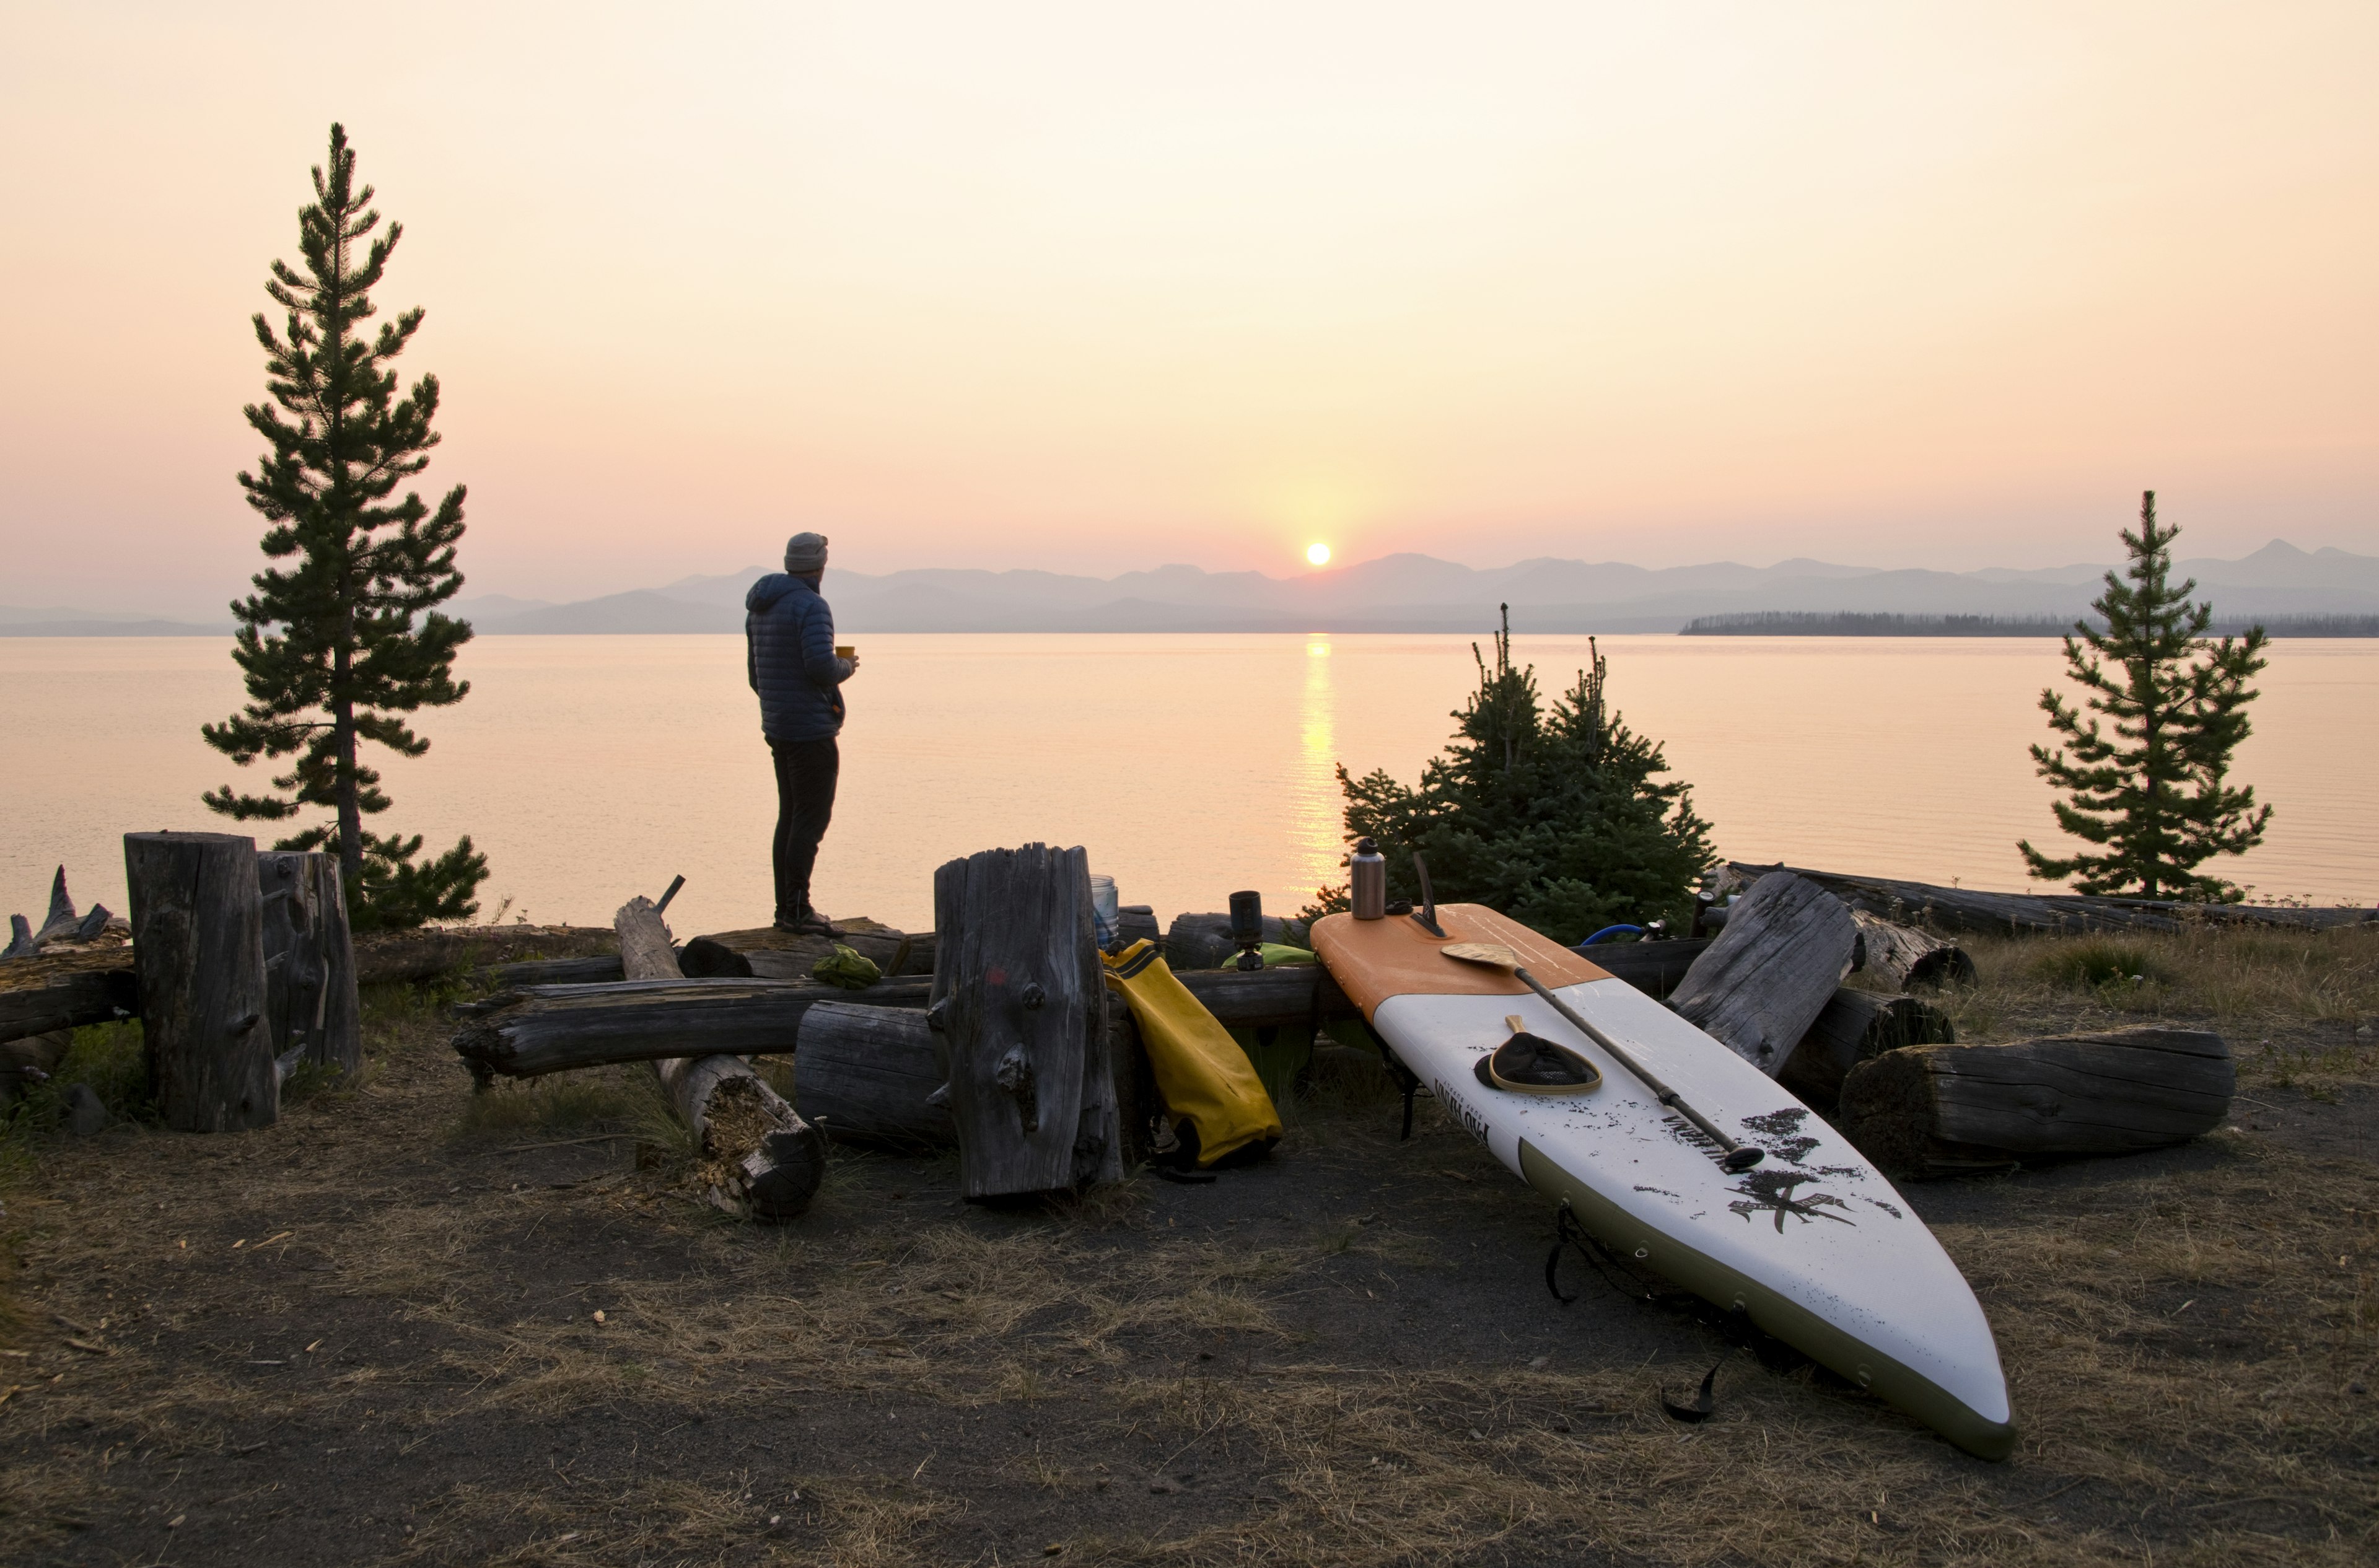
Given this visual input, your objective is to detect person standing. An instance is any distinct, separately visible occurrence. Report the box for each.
[746,532,856,934]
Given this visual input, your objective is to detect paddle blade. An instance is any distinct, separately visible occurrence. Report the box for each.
[1440,942,1517,967]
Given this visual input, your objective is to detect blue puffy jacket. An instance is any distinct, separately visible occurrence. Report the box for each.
[746,574,851,742]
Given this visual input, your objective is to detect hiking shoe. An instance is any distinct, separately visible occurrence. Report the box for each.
[774,910,838,937]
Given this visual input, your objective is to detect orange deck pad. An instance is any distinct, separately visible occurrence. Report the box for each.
[1310,905,1611,1020]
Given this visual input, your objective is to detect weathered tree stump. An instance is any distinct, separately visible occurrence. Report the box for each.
[795,1002,954,1147]
[1670,872,1858,1075]
[123,831,276,1133]
[616,895,823,1221]
[1837,1027,2233,1176]
[932,844,1119,1199]
[257,851,361,1079]
[1851,911,1976,990]
[1776,988,1956,1106]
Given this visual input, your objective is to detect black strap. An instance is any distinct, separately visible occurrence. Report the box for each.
[1662,1359,1725,1424]
[1544,1205,1666,1305]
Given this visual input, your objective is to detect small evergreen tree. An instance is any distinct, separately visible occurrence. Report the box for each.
[2018,491,2271,900]
[1305,608,1714,942]
[203,124,487,930]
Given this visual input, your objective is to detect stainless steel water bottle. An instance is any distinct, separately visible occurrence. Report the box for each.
[1350,838,1387,920]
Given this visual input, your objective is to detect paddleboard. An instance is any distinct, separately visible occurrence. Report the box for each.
[1312,903,2014,1459]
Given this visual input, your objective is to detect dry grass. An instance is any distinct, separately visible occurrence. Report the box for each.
[1925,923,2379,1040]
[2,929,2375,1564]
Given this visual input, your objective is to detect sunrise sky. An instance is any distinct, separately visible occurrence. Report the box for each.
[3,2,2373,613]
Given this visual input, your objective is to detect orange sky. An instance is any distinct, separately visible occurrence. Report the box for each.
[2,1,2373,611]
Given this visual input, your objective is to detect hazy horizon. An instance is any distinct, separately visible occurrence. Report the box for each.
[5,2,2374,611]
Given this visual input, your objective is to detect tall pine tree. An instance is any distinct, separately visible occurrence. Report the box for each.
[2018,491,2271,901]
[1306,609,1714,942]
[203,124,487,931]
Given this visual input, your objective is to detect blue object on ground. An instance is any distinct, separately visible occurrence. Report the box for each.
[1579,924,1644,947]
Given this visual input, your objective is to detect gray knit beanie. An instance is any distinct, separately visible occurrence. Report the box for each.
[783,532,830,574]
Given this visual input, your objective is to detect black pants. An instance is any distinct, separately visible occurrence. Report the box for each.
[769,735,839,922]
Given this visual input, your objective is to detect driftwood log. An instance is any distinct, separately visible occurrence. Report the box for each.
[1776,988,1956,1106]
[484,955,626,987]
[124,831,277,1133]
[1851,911,1976,990]
[258,851,361,1078]
[795,1002,954,1147]
[2,867,123,958]
[617,895,823,1221]
[1670,872,1858,1075]
[1580,938,1712,1000]
[931,844,1121,1199]
[800,992,1152,1167]
[453,976,932,1079]
[1728,862,2376,937]
[0,948,140,1044]
[681,921,934,981]
[353,924,619,986]
[1163,911,1310,970]
[1838,1027,2234,1176]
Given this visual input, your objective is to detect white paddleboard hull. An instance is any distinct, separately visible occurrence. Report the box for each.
[1317,909,2015,1459]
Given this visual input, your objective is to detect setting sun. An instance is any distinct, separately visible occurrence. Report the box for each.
[1306,543,1331,566]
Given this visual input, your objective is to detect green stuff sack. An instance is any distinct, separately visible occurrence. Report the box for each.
[812,944,882,991]
[1102,939,1282,1167]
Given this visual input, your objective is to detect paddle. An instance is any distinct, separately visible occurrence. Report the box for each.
[1439,941,1764,1172]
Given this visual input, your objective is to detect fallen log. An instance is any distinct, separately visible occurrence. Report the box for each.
[1579,938,1712,999]
[1670,872,1858,1075]
[1776,988,1956,1107]
[353,924,618,986]
[1728,862,2377,936]
[483,955,625,987]
[617,894,823,1222]
[1837,1027,2233,1177]
[125,831,277,1133]
[452,976,933,1079]
[1851,911,1976,990]
[1163,911,1310,970]
[0,949,140,1043]
[258,851,361,1078]
[1174,964,1354,1028]
[684,921,932,981]
[795,1002,953,1147]
[801,991,1154,1166]
[932,844,1121,1198]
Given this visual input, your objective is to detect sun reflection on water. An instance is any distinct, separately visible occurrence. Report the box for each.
[1294,635,1344,907]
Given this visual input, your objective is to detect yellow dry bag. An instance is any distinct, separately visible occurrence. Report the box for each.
[1102,939,1282,1167]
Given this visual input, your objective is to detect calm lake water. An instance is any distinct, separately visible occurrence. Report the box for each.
[3,634,2373,939]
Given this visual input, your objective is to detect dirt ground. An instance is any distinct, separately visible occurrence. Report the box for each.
[3,927,2377,1566]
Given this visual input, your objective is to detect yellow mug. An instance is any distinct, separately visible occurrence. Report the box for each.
[835,645,856,660]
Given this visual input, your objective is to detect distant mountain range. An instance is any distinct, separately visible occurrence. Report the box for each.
[9,540,2377,636]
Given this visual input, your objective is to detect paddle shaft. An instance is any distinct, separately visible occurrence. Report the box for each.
[1512,966,1762,1170]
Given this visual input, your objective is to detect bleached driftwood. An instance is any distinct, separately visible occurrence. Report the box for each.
[1670,873,1858,1075]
